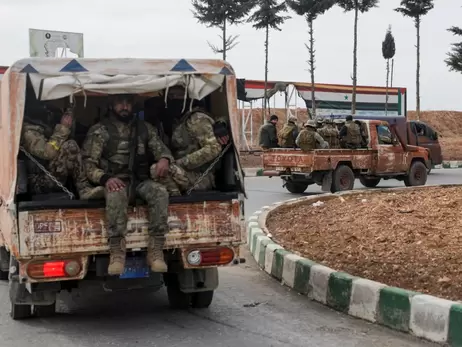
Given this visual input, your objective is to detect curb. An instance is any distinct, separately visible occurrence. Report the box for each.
[247,188,462,346]
[243,168,263,177]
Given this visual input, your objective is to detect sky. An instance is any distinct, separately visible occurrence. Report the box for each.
[0,0,460,111]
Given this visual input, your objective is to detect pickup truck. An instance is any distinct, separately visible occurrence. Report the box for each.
[0,58,246,319]
[262,120,429,193]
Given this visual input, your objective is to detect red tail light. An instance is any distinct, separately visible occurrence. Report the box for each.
[186,247,235,266]
[27,260,82,279]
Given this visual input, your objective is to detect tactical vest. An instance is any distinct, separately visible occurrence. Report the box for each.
[345,121,361,146]
[171,109,217,173]
[21,121,55,177]
[101,118,151,180]
[319,125,340,149]
[280,123,297,148]
[298,128,317,151]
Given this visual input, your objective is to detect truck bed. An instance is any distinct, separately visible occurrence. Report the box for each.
[17,191,243,258]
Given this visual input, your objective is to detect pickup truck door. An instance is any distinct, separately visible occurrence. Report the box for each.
[375,124,409,173]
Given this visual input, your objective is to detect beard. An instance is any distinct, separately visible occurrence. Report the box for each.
[113,110,135,123]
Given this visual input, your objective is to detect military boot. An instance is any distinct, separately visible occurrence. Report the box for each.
[147,236,167,273]
[108,237,126,275]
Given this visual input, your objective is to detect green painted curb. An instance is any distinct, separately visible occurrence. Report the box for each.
[327,272,355,313]
[293,258,316,295]
[377,287,416,332]
[271,249,291,280]
[449,304,462,346]
[251,229,264,254]
[256,168,263,176]
[258,238,273,268]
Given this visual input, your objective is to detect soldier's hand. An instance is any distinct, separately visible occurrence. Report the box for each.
[217,135,229,145]
[60,114,73,128]
[105,178,126,192]
[155,158,170,178]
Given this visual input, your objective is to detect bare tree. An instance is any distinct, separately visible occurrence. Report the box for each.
[248,0,290,118]
[446,26,462,73]
[382,25,396,115]
[337,0,379,115]
[287,0,335,118]
[192,0,256,60]
[395,0,434,120]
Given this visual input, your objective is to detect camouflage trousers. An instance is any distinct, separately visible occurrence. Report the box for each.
[28,140,88,195]
[105,179,169,238]
[150,163,215,195]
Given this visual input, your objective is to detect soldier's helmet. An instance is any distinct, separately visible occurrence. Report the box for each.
[305,119,317,128]
[315,117,324,124]
[287,115,297,123]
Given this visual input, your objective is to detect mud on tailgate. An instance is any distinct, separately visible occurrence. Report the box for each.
[17,192,244,258]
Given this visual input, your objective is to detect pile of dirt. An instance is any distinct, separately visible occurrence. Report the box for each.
[266,186,462,301]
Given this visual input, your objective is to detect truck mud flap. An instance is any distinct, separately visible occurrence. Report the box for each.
[321,171,333,192]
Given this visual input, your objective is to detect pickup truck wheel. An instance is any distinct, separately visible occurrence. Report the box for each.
[0,270,8,280]
[166,278,192,309]
[284,180,309,194]
[191,291,214,309]
[331,165,355,193]
[405,161,428,187]
[33,303,56,317]
[359,177,381,188]
[10,303,32,320]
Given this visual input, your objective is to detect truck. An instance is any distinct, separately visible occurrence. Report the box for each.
[0,58,246,319]
[261,119,430,193]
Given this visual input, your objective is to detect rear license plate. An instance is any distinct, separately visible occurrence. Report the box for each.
[119,256,150,279]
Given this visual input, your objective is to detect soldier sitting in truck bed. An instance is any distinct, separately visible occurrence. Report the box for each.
[339,115,363,149]
[296,120,328,151]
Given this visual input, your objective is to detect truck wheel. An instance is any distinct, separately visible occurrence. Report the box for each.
[191,291,214,309]
[166,277,192,310]
[284,179,309,194]
[331,165,355,193]
[10,303,31,320]
[33,303,56,317]
[0,270,8,280]
[404,161,428,187]
[359,177,381,188]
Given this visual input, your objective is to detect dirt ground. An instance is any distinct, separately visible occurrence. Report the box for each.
[238,109,462,165]
[266,186,462,302]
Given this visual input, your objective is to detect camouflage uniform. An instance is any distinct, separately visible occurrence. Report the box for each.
[21,121,102,199]
[151,109,222,194]
[318,122,340,149]
[339,120,362,149]
[82,115,174,274]
[279,117,299,148]
[295,120,328,151]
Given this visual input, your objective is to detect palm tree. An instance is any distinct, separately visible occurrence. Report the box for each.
[395,0,434,120]
[382,25,396,115]
[287,0,335,118]
[337,0,379,115]
[248,0,290,118]
[446,26,462,73]
[192,0,256,60]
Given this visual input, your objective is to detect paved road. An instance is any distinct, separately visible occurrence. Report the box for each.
[1,171,459,347]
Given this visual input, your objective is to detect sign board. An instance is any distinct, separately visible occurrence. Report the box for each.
[29,28,84,58]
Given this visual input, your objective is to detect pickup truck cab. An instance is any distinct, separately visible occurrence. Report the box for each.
[262,119,429,193]
[0,58,246,319]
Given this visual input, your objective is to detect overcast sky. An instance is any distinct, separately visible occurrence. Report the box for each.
[0,0,460,111]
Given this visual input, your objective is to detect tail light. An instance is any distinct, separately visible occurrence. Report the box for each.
[186,247,234,267]
[27,260,82,279]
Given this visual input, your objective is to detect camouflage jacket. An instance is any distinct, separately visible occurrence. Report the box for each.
[318,125,340,149]
[171,111,222,171]
[21,121,71,161]
[82,116,173,185]
[296,127,328,151]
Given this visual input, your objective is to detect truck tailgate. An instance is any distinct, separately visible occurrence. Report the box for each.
[262,149,314,170]
[17,192,244,258]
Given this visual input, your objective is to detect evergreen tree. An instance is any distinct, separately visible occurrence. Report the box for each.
[337,0,379,115]
[382,25,396,115]
[192,0,256,60]
[287,0,335,118]
[395,0,434,120]
[446,26,462,73]
[248,0,290,118]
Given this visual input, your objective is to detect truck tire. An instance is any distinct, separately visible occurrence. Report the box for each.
[166,277,192,310]
[284,179,309,194]
[404,161,428,187]
[359,177,381,188]
[10,303,31,320]
[191,291,214,309]
[33,303,56,317]
[331,165,355,193]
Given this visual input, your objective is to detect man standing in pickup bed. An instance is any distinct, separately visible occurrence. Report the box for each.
[339,115,362,149]
[21,104,103,200]
[258,115,279,149]
[82,94,174,276]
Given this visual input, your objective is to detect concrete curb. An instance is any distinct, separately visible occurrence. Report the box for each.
[247,187,462,346]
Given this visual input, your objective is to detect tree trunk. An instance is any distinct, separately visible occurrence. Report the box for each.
[391,58,394,87]
[351,7,359,115]
[385,59,390,116]
[263,25,269,120]
[416,17,421,120]
[308,18,316,119]
[222,19,227,61]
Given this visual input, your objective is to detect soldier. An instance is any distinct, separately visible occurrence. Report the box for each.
[258,115,279,149]
[318,119,340,149]
[82,94,174,275]
[150,86,224,195]
[279,116,299,148]
[339,115,362,149]
[21,104,103,200]
[295,120,328,151]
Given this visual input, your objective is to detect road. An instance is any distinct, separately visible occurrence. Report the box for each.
[1,170,460,347]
